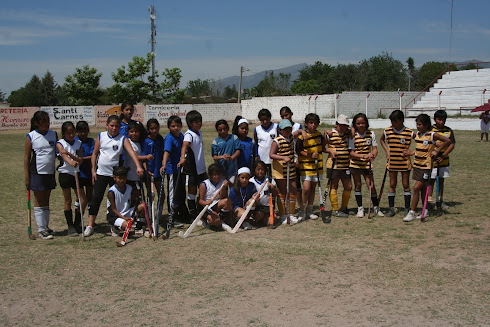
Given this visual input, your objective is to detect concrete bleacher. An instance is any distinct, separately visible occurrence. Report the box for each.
[410,68,490,116]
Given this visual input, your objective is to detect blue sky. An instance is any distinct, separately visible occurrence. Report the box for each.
[1,0,489,97]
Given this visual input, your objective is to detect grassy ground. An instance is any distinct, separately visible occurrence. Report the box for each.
[0,126,489,326]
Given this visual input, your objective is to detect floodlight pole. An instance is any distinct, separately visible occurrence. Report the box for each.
[482,89,486,105]
[238,66,250,103]
[149,6,156,78]
[399,92,404,110]
[438,91,442,110]
[335,94,339,121]
[365,93,370,117]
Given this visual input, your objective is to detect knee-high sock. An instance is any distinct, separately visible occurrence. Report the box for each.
[64,210,73,227]
[42,206,50,229]
[388,192,395,208]
[277,194,286,216]
[329,189,339,211]
[404,191,411,209]
[289,194,296,216]
[341,190,351,210]
[371,193,379,207]
[355,191,363,207]
[34,207,46,232]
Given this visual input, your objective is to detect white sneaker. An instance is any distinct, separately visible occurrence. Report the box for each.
[289,215,299,225]
[221,222,232,232]
[374,206,384,217]
[357,206,364,218]
[403,211,416,222]
[280,215,288,225]
[83,226,94,237]
[110,226,121,237]
[416,209,429,219]
[309,212,319,220]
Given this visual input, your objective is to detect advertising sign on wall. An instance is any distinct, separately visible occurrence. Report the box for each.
[41,106,95,127]
[145,104,190,125]
[0,107,38,130]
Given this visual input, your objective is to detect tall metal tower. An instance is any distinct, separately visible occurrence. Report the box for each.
[149,5,156,77]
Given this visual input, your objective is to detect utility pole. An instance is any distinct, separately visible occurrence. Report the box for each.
[238,66,250,103]
[149,6,156,78]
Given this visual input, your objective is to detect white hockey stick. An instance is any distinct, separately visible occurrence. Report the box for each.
[230,180,268,233]
[178,181,227,239]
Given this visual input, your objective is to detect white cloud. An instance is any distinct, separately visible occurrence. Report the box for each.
[0,26,69,45]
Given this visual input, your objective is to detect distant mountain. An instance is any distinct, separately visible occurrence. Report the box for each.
[216,63,308,92]
[451,59,490,68]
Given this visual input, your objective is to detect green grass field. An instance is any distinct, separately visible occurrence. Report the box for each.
[0,126,489,326]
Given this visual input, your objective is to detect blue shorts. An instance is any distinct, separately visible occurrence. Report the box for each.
[29,173,56,191]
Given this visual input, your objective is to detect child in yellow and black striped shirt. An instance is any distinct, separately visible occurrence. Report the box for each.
[402,114,451,222]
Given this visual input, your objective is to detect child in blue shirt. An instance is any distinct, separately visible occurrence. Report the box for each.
[142,118,164,209]
[212,119,241,179]
[161,116,187,226]
[232,116,258,171]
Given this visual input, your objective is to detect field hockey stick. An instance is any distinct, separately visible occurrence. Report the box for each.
[178,181,227,239]
[268,191,274,229]
[153,173,165,240]
[116,185,140,247]
[314,159,327,223]
[27,190,36,240]
[74,171,84,241]
[377,165,388,204]
[436,164,441,211]
[286,162,290,224]
[367,161,373,219]
[150,176,157,237]
[163,167,182,240]
[231,180,268,233]
[139,181,153,238]
[421,159,434,223]
[323,157,336,223]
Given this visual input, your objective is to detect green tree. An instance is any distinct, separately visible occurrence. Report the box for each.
[250,71,291,97]
[362,52,407,91]
[109,53,155,104]
[186,78,211,99]
[414,61,448,90]
[459,63,477,70]
[223,84,238,99]
[41,71,58,106]
[7,75,43,106]
[291,61,334,94]
[64,65,104,105]
[406,57,415,91]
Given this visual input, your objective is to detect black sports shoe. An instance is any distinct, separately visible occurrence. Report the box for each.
[67,226,79,237]
[385,207,396,217]
[171,220,184,228]
[47,228,54,235]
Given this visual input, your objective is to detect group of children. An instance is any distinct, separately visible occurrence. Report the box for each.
[24,104,455,240]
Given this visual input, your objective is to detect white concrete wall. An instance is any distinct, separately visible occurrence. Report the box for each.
[193,103,241,123]
[324,118,481,131]
[337,91,422,119]
[241,95,336,123]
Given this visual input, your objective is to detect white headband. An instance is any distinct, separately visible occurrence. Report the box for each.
[238,118,249,126]
[237,167,251,176]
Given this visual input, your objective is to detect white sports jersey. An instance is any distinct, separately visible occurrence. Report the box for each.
[57,138,82,176]
[184,129,206,175]
[107,184,133,218]
[28,129,57,175]
[123,139,142,181]
[97,132,125,177]
[250,176,276,206]
[201,178,224,208]
[255,123,278,164]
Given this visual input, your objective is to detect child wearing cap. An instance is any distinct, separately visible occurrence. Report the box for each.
[325,114,353,218]
[229,167,259,230]
[232,115,258,171]
[270,119,298,224]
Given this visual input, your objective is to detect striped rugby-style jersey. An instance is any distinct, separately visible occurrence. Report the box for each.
[326,129,350,170]
[384,126,413,171]
[271,135,296,180]
[298,130,323,176]
[413,131,436,169]
[349,129,377,169]
[431,125,454,168]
